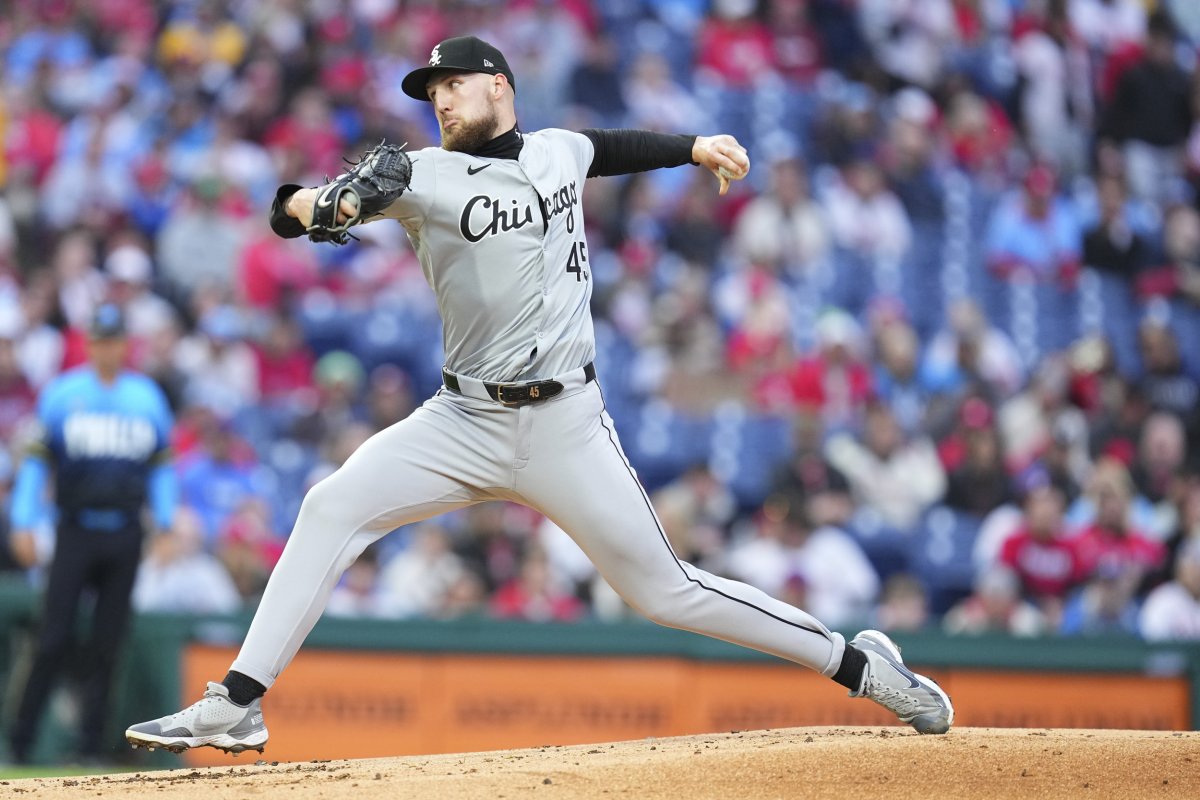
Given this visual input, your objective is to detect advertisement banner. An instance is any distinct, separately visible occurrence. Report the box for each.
[182,645,1189,765]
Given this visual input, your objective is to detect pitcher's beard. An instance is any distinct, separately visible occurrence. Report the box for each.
[441,106,500,153]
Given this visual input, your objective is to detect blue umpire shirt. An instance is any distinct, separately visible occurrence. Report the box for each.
[11,366,176,534]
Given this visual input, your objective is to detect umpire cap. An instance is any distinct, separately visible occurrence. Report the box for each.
[401,36,516,101]
[90,302,127,339]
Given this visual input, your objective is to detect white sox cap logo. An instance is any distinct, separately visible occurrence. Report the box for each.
[429,46,441,66]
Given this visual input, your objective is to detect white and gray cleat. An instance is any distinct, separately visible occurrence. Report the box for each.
[849,629,954,734]
[125,682,268,754]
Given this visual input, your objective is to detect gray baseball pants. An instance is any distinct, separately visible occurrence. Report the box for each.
[231,370,845,686]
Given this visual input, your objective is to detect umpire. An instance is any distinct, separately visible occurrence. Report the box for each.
[7,303,176,763]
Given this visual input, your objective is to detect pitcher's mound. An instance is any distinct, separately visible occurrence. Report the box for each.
[14,726,1200,800]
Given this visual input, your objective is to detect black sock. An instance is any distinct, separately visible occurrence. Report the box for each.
[222,670,267,706]
[832,644,868,691]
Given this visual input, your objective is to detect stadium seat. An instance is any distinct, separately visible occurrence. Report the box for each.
[265,439,320,530]
[1087,270,1141,375]
[707,405,793,510]
[624,400,711,492]
[913,506,984,615]
[296,293,354,356]
[844,507,914,581]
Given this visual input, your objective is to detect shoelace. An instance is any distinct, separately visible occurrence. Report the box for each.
[202,688,225,700]
[164,687,228,724]
[866,681,922,717]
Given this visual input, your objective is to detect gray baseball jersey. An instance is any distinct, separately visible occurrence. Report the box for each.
[379,129,595,382]
[226,126,845,706]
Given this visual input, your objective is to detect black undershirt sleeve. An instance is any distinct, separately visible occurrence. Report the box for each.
[269,183,307,239]
[580,129,697,178]
[273,130,697,235]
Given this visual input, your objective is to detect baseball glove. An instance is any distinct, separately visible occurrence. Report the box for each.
[307,141,412,245]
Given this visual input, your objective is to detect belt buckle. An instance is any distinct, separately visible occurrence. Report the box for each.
[496,383,528,407]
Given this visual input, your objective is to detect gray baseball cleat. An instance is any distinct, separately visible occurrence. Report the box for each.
[125,682,268,754]
[848,629,954,734]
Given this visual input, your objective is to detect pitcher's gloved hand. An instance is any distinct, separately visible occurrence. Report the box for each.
[306,141,413,245]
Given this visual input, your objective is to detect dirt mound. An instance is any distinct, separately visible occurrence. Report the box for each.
[10,727,1198,799]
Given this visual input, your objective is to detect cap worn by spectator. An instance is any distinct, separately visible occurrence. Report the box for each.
[960,396,995,430]
[192,175,225,204]
[106,245,153,285]
[815,308,863,352]
[91,303,127,339]
[1016,463,1069,503]
[315,350,365,392]
[1023,163,1057,198]
[201,306,245,342]
[892,87,936,127]
[401,36,516,101]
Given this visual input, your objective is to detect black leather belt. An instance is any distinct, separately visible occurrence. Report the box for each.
[443,362,596,407]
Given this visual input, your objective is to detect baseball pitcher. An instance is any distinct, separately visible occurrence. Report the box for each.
[127,36,952,754]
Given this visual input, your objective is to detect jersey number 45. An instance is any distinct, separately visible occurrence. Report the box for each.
[566,242,589,282]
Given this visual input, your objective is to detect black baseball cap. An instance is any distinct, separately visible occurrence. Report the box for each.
[90,303,127,339]
[401,35,516,101]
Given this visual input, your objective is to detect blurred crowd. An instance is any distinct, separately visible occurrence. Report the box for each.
[2,0,1200,641]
